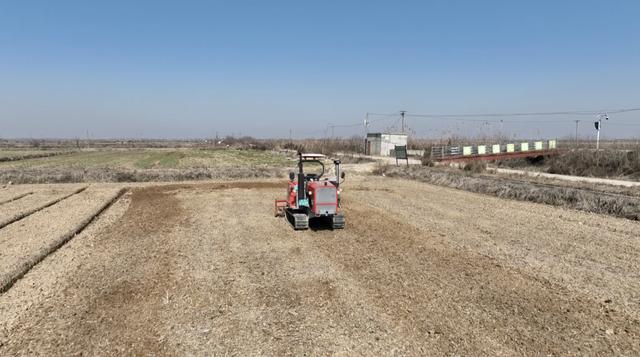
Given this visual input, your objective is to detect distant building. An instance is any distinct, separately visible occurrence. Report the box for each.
[365,133,408,156]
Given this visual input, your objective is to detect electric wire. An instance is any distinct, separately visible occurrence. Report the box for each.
[304,106,640,138]
[405,107,640,118]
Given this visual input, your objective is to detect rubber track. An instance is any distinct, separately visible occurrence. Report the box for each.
[0,187,88,230]
[0,188,127,294]
[285,209,309,230]
[0,192,33,206]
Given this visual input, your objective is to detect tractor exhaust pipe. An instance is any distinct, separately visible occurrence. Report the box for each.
[334,159,341,190]
[297,152,305,206]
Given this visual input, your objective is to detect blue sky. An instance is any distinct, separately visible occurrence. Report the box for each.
[1,0,639,139]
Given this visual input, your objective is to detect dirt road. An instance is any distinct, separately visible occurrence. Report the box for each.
[1,177,639,355]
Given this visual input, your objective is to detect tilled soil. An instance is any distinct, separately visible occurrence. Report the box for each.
[0,186,122,290]
[0,177,639,355]
[0,189,32,204]
[0,187,81,227]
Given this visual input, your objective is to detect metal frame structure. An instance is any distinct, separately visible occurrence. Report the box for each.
[431,140,558,163]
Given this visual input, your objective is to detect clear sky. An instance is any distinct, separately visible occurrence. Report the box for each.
[1,0,639,139]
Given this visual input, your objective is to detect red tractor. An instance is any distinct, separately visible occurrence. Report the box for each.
[275,153,345,230]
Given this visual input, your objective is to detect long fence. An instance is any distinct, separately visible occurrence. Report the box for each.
[431,139,558,162]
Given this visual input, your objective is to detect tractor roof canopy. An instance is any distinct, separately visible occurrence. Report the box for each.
[301,153,325,160]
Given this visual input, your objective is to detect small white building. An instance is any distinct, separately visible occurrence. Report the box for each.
[365,133,408,156]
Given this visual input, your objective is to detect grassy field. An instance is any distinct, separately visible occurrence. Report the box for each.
[0,148,289,169]
[0,148,291,183]
[0,150,43,159]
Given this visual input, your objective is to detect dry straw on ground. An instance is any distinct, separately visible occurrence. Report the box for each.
[385,166,640,220]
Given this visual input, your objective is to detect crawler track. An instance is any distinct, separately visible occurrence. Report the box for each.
[285,209,309,229]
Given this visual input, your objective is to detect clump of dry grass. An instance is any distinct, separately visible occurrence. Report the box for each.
[548,149,640,180]
[463,161,487,173]
[372,161,390,175]
[0,151,72,162]
[421,154,434,167]
[335,154,374,164]
[386,166,640,220]
[282,137,365,155]
[496,156,546,168]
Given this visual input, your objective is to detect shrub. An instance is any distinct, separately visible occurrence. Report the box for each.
[463,161,487,173]
[548,149,640,180]
[385,166,640,220]
[421,154,434,167]
[372,161,390,175]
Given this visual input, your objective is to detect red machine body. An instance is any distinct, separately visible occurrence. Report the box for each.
[286,180,339,216]
[275,153,345,230]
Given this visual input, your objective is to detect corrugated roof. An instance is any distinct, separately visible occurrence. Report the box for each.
[366,132,408,137]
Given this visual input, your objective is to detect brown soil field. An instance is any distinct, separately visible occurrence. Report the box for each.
[0,175,639,355]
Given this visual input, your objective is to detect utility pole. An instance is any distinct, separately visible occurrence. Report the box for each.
[363,112,369,154]
[574,120,580,148]
[595,113,609,151]
[322,124,330,154]
[596,121,600,150]
[400,111,407,133]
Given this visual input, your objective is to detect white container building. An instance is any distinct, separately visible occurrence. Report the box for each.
[365,133,408,156]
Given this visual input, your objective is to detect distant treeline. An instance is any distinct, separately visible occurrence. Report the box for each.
[1,136,639,154]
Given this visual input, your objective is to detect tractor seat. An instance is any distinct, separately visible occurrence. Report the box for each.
[305,174,320,181]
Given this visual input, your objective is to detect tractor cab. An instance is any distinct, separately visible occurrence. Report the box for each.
[289,153,329,182]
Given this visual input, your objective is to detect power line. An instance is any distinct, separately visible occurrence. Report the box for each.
[607,108,640,114]
[304,106,640,139]
[366,112,399,117]
[405,107,640,119]
[323,116,400,133]
[296,128,326,137]
[408,117,571,123]
[605,122,640,126]
[330,123,362,128]
[384,116,403,132]
[368,116,398,124]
